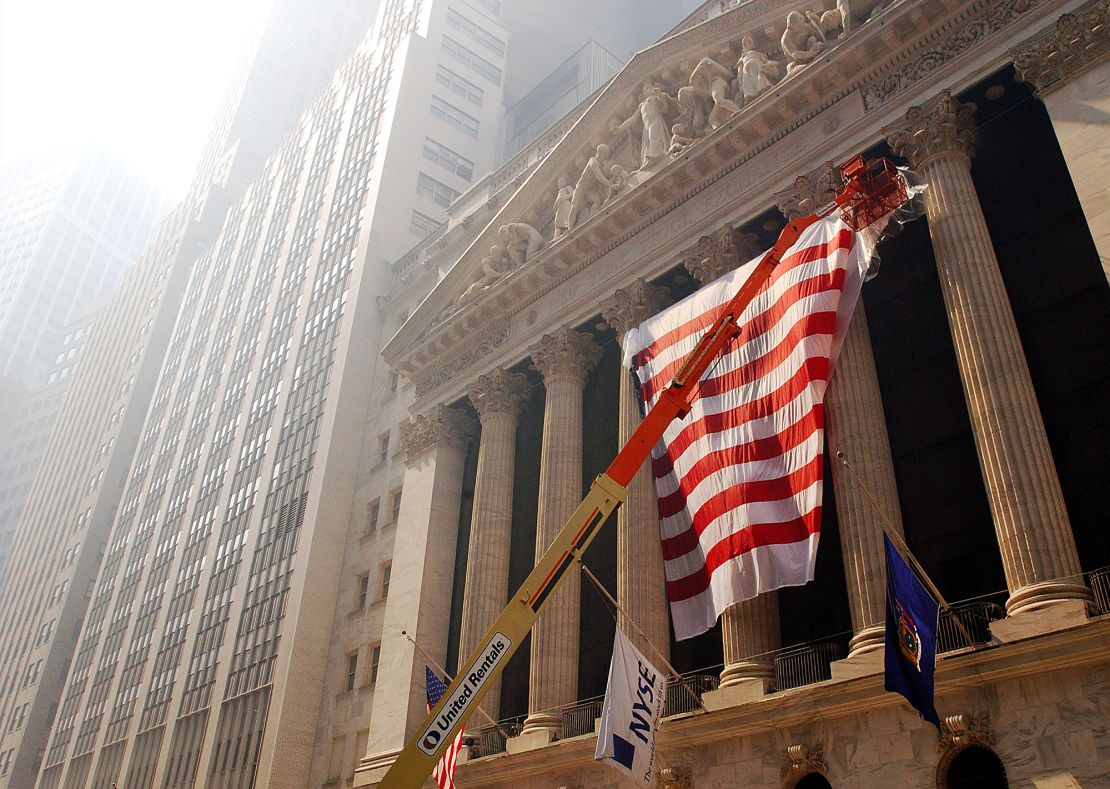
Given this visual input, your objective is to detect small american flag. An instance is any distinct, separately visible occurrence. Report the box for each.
[426,666,464,789]
[624,214,867,640]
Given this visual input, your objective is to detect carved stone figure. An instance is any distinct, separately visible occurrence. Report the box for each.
[690,57,743,130]
[612,83,676,170]
[552,177,574,238]
[497,223,545,266]
[782,10,826,74]
[807,0,850,41]
[668,85,708,154]
[737,35,780,103]
[606,164,630,203]
[568,144,613,229]
[458,244,512,306]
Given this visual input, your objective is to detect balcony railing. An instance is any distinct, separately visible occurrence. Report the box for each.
[561,697,603,739]
[774,641,846,691]
[665,672,719,717]
[937,601,1004,653]
[1091,567,1110,615]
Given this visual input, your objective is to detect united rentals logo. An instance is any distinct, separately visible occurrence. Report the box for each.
[895,599,923,671]
[416,632,511,757]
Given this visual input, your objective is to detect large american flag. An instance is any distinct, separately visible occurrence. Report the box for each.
[623,215,867,640]
[426,666,465,789]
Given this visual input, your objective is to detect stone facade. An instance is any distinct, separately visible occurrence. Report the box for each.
[355,0,1110,787]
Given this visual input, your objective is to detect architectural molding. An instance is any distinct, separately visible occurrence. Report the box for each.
[529,327,602,385]
[1011,0,1110,93]
[882,90,979,168]
[601,279,671,335]
[937,712,994,752]
[781,742,828,781]
[467,368,531,419]
[773,161,843,219]
[411,318,511,398]
[683,224,763,285]
[861,0,1046,110]
[658,764,695,789]
[398,406,476,461]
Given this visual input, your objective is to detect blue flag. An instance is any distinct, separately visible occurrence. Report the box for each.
[883,534,940,726]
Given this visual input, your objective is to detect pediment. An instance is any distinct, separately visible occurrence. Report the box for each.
[383,0,1043,400]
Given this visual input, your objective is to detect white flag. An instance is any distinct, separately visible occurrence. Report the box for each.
[595,628,666,787]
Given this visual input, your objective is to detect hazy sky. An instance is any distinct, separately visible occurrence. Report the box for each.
[0,0,274,202]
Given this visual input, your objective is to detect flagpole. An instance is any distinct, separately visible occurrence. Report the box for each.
[579,562,707,714]
[834,451,979,647]
[400,630,508,735]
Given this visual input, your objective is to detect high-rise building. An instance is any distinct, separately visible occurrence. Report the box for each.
[0,2,380,786]
[0,151,168,391]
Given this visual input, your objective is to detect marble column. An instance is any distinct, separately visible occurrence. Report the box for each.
[884,91,1089,615]
[601,280,671,663]
[457,368,531,722]
[359,406,476,779]
[682,231,783,686]
[1012,2,1110,284]
[774,168,907,656]
[521,327,601,738]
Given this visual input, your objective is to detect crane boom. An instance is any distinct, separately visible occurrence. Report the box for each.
[376,155,906,789]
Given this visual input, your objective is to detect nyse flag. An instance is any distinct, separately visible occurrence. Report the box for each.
[623,214,868,640]
[595,628,666,787]
[883,535,940,726]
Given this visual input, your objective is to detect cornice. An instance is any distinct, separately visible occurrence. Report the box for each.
[1011,0,1110,93]
[385,0,1065,409]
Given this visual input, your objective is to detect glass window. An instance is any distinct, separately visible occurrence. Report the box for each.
[440,36,502,85]
[435,65,483,107]
[446,9,505,56]
[357,573,369,609]
[422,138,474,181]
[429,96,480,139]
[417,172,462,209]
[368,644,381,686]
[367,499,380,533]
[379,563,392,600]
[345,652,358,691]
[410,210,441,238]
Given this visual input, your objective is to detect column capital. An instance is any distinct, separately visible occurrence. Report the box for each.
[772,162,842,220]
[682,224,762,285]
[601,279,671,336]
[883,90,978,169]
[529,327,601,385]
[1011,2,1110,94]
[467,368,531,420]
[399,405,476,462]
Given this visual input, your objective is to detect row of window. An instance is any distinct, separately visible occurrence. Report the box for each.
[355,561,391,611]
[435,64,483,107]
[365,488,403,535]
[423,138,474,181]
[430,95,479,139]
[417,172,462,209]
[344,643,382,692]
[445,8,505,56]
[441,36,502,86]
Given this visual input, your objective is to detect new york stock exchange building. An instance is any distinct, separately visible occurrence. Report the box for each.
[355,0,1110,786]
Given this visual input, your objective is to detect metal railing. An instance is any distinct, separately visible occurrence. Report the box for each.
[774,641,846,690]
[465,718,523,759]
[937,601,1004,653]
[665,672,718,717]
[561,697,603,739]
[1091,567,1110,614]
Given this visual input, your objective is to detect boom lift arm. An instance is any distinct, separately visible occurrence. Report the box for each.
[378,155,906,789]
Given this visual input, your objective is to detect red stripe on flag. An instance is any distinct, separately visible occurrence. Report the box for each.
[665,508,823,602]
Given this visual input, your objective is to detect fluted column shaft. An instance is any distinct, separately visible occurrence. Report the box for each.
[603,281,671,663]
[827,305,906,654]
[720,594,780,686]
[523,329,600,737]
[776,170,907,656]
[458,370,530,722]
[886,92,1088,615]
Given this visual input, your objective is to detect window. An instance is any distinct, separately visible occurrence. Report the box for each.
[464,0,501,18]
[357,573,369,610]
[367,499,380,534]
[8,704,27,732]
[435,65,483,106]
[0,748,12,776]
[345,652,358,691]
[429,96,479,139]
[422,138,474,181]
[446,9,505,56]
[410,210,441,238]
[377,432,390,465]
[417,172,461,209]
[367,644,381,687]
[440,37,502,85]
[388,372,399,394]
[379,563,392,601]
[388,488,403,525]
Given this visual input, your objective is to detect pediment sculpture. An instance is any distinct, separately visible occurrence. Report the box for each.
[449,2,881,311]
